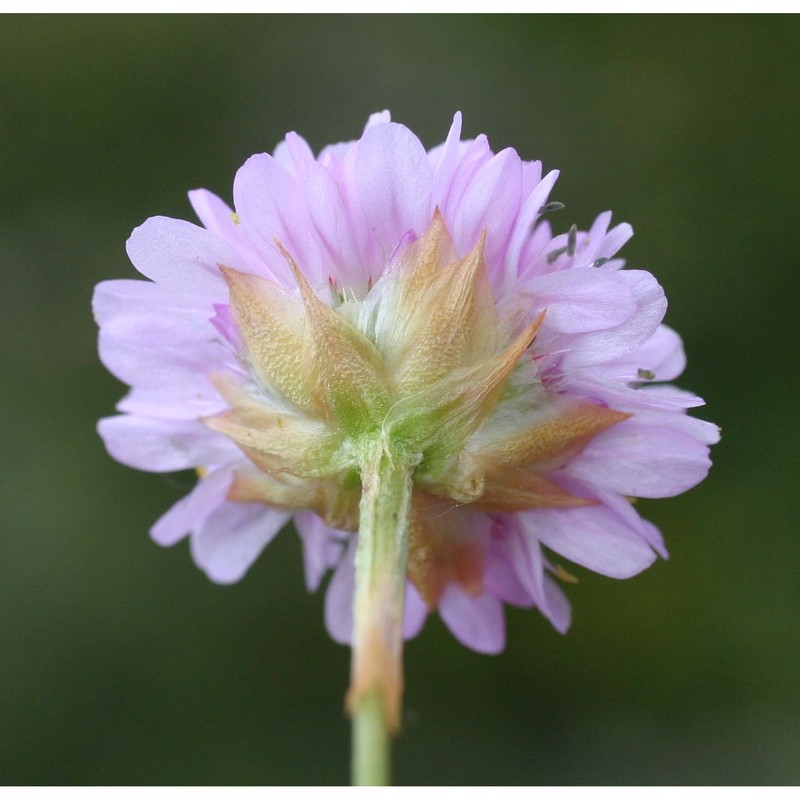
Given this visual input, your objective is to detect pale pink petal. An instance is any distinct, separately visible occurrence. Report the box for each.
[484,534,536,608]
[451,147,522,280]
[324,538,356,645]
[151,464,236,546]
[541,577,571,634]
[519,503,657,579]
[126,216,243,298]
[115,387,227,421]
[302,160,372,291]
[595,324,687,383]
[97,416,240,472]
[403,581,429,640]
[187,188,266,274]
[93,279,209,325]
[505,168,559,279]
[232,153,323,288]
[429,111,463,206]
[559,370,706,413]
[438,135,493,219]
[363,110,391,130]
[439,586,505,654]
[566,418,713,498]
[98,310,234,394]
[272,131,316,174]
[294,512,347,592]
[354,122,433,257]
[530,268,637,333]
[191,503,291,585]
[557,269,668,369]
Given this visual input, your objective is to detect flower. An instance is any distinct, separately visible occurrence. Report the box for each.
[95,110,718,660]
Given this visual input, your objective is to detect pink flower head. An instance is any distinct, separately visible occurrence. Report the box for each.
[95,111,718,656]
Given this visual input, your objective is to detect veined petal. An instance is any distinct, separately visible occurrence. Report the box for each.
[452,147,523,282]
[232,153,323,288]
[595,324,687,383]
[93,279,210,325]
[430,112,463,207]
[98,310,233,394]
[566,418,713,498]
[126,216,242,298]
[354,122,433,257]
[519,502,657,579]
[530,268,637,334]
[558,270,668,368]
[505,169,560,279]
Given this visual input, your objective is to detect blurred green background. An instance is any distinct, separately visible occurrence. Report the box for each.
[1,14,798,785]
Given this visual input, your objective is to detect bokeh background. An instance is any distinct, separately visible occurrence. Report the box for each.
[2,14,799,785]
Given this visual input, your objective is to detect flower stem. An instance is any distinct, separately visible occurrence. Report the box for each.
[349,438,415,786]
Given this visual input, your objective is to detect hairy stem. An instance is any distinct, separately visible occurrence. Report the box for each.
[349,439,415,786]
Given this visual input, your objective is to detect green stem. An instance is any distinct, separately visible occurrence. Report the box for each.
[352,690,389,786]
[350,439,415,786]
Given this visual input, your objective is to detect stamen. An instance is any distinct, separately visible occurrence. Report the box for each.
[538,201,565,216]
[566,224,577,257]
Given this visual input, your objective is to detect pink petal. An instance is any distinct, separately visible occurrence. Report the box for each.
[302,160,372,290]
[430,111,463,207]
[98,415,240,472]
[403,581,429,640]
[98,309,233,394]
[438,135,493,219]
[294,512,347,593]
[324,538,356,645]
[595,324,687,383]
[505,168,560,279]
[451,147,522,281]
[519,502,657,579]
[115,387,227,421]
[541,577,571,634]
[484,534,536,608]
[190,502,291,584]
[530,267,637,333]
[93,279,208,325]
[354,122,433,258]
[232,153,322,288]
[151,463,236,546]
[439,586,505,654]
[566,418,713,498]
[271,131,316,174]
[126,216,243,298]
[558,269,668,369]
[363,110,391,130]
